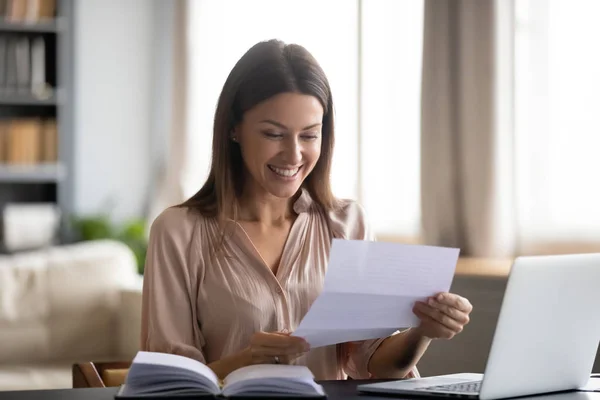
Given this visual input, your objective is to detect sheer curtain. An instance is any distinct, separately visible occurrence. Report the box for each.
[361,0,424,239]
[184,0,424,240]
[147,0,188,227]
[185,0,359,202]
[514,0,600,251]
[418,0,516,257]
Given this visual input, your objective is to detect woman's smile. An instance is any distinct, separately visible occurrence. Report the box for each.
[268,165,303,180]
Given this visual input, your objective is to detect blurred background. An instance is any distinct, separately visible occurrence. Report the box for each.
[1,0,599,391]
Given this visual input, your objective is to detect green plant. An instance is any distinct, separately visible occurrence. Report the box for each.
[71,214,148,275]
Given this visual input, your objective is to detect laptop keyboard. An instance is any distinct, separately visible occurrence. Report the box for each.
[416,380,482,394]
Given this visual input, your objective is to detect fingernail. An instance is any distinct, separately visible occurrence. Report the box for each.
[303,343,311,352]
[428,298,436,306]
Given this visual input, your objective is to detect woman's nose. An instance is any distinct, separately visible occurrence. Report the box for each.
[284,139,302,164]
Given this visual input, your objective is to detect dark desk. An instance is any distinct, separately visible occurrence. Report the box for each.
[1,381,600,400]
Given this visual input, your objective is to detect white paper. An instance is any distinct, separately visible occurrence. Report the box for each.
[291,327,398,348]
[293,239,459,347]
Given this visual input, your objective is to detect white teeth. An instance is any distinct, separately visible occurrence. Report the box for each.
[270,166,300,177]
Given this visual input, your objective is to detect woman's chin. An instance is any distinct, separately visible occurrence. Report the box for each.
[265,182,303,200]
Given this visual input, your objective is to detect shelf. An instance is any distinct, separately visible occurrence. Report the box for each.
[0,93,57,106]
[0,19,61,33]
[0,163,66,183]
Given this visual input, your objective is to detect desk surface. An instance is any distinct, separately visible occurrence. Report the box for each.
[454,258,513,278]
[1,380,600,400]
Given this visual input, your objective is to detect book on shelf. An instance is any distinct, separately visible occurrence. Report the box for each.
[0,118,57,165]
[40,118,56,162]
[115,351,326,399]
[30,35,47,97]
[0,120,5,162]
[14,35,29,91]
[8,118,39,163]
[1,0,56,23]
[0,33,51,99]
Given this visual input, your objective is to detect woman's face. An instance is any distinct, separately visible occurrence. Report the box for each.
[234,92,324,201]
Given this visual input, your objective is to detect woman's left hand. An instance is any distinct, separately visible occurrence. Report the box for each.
[413,292,473,340]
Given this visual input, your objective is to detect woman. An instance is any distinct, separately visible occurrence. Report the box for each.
[141,39,472,381]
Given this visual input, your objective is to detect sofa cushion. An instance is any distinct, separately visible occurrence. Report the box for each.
[0,362,72,391]
[0,240,139,364]
[0,322,49,362]
[45,240,139,360]
[117,280,143,358]
[0,253,49,324]
[46,240,139,319]
[49,310,118,363]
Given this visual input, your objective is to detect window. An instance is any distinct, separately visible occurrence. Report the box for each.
[186,0,424,239]
[514,0,600,246]
[361,0,424,238]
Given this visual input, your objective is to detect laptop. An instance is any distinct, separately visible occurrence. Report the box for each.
[358,253,600,400]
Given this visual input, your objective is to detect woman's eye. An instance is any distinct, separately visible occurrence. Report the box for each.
[302,134,320,141]
[263,131,283,139]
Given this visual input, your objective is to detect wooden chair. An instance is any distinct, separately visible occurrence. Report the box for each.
[72,361,131,388]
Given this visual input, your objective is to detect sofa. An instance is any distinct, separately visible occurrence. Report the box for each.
[0,239,144,391]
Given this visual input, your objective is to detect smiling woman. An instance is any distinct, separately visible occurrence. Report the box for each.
[141,38,472,383]
[181,40,337,222]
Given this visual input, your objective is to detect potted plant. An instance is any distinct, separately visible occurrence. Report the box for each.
[70,214,148,275]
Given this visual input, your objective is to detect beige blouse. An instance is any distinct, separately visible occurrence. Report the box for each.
[140,189,418,380]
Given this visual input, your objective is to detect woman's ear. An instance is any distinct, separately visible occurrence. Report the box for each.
[230,128,238,143]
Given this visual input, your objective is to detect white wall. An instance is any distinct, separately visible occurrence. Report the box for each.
[73,0,158,223]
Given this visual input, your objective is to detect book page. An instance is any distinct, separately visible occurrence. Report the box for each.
[132,351,219,390]
[224,364,315,387]
[223,365,324,397]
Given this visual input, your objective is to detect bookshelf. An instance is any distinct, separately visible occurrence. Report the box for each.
[0,0,74,252]
[0,92,57,105]
[0,18,61,33]
[0,162,66,182]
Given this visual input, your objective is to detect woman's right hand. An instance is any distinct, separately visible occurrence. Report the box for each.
[208,331,311,379]
[244,331,311,365]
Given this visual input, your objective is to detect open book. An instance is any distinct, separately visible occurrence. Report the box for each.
[116,351,325,398]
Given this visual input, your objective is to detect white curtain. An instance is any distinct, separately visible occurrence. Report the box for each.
[420,0,516,257]
[147,0,189,227]
[514,0,600,253]
[418,0,600,257]
[360,0,424,239]
[185,0,359,202]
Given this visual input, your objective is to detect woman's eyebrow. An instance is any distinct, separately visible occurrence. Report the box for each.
[259,119,322,130]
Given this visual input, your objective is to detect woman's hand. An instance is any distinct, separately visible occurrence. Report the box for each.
[412,292,473,340]
[243,331,311,365]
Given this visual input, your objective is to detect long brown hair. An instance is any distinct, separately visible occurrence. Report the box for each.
[179,39,339,223]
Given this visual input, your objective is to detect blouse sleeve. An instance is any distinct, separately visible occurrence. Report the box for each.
[140,207,207,363]
[329,200,420,379]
